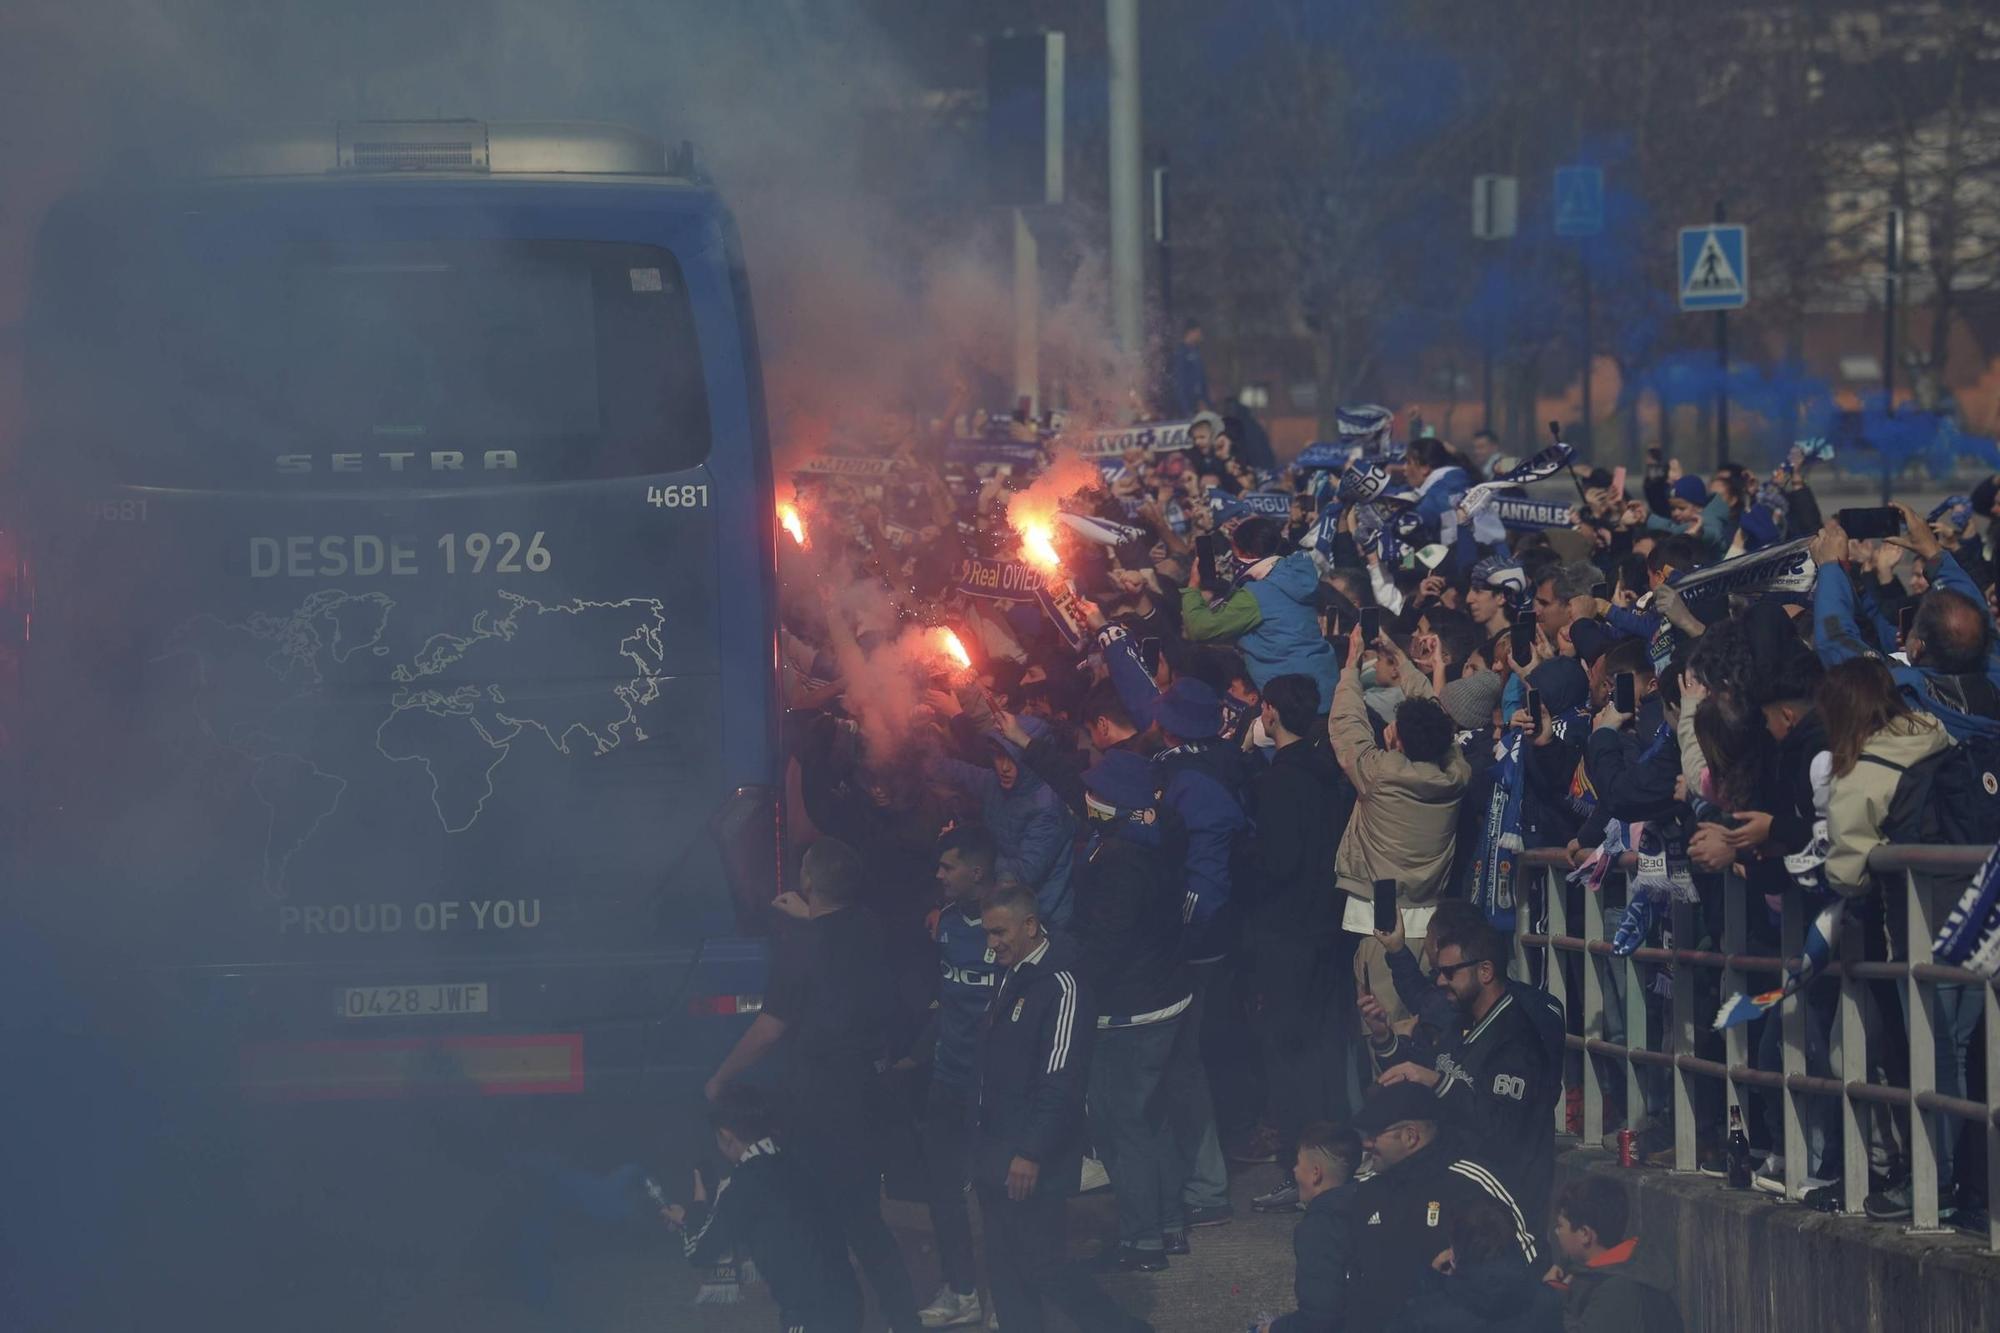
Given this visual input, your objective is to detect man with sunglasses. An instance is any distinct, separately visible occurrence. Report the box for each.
[1344,1083,1541,1331]
[1362,920,1558,1234]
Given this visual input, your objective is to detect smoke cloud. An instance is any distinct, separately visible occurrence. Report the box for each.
[0,1,1137,472]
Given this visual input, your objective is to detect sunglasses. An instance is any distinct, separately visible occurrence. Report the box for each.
[1434,957,1492,980]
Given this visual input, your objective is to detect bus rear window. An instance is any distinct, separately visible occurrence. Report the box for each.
[31,223,712,486]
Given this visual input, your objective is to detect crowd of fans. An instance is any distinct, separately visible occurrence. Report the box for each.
[675,391,2000,1331]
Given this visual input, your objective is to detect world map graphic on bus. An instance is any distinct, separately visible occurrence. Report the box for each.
[158,590,670,894]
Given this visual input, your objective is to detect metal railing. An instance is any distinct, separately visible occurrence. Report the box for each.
[1510,845,2000,1252]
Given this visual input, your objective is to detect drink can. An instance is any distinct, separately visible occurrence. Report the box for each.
[1617,1128,1636,1168]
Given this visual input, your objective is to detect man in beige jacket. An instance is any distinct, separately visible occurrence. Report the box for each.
[1328,628,1472,1030]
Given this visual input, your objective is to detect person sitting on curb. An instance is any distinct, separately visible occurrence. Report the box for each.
[1549,1176,1684,1333]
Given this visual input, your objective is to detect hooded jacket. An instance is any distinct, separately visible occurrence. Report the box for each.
[928,717,1077,926]
[1560,1236,1684,1333]
[1017,732,1191,1025]
[1328,652,1472,907]
[1824,712,1954,896]
[1180,551,1342,710]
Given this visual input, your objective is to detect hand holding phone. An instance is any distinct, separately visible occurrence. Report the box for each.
[1527,688,1544,728]
[1510,621,1536,667]
[1194,534,1218,588]
[1898,603,1917,646]
[1613,671,1637,715]
[1837,507,1905,542]
[1360,607,1382,644]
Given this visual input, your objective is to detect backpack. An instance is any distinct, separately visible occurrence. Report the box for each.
[1859,738,2000,881]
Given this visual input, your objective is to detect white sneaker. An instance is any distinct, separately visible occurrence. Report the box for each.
[1078,1155,1112,1194]
[918,1285,984,1329]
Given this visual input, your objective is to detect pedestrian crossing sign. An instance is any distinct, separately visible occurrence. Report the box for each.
[1679,224,1749,311]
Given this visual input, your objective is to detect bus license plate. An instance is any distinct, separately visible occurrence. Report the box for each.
[338,983,489,1019]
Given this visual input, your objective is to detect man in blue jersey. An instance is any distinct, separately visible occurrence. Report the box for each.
[905,827,1001,1328]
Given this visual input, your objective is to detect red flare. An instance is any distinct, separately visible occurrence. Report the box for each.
[778,502,808,549]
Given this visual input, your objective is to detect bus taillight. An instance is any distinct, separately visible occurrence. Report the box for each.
[687,994,764,1018]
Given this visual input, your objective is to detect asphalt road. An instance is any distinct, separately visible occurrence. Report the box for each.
[21,1071,1301,1333]
[415,1157,1307,1333]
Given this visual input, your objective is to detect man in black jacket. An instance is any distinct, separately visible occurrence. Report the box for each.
[1367,920,1557,1232]
[705,839,922,1333]
[1001,713,1193,1271]
[1259,1121,1362,1333]
[667,1089,862,1333]
[1368,900,1567,1085]
[974,883,1154,1333]
[1344,1084,1541,1332]
[1245,673,1357,1213]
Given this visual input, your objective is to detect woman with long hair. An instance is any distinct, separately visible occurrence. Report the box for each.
[1819,657,1950,896]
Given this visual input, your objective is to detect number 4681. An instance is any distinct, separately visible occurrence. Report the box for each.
[647,484,709,508]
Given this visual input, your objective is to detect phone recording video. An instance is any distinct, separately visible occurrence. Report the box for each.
[1614,671,1637,716]
[1373,879,1399,935]
[1511,622,1536,665]
[1360,607,1382,644]
[1838,506,1905,541]
[1194,534,1219,587]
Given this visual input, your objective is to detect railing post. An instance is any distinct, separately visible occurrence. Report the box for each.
[1722,871,1749,1152]
[1671,899,1697,1172]
[1581,873,1606,1148]
[1780,888,1807,1197]
[1985,973,1999,1254]
[1545,864,1572,1139]
[1512,870,1531,986]
[1620,874,1646,1143]
[1906,871,1943,1232]
[1836,908,1869,1215]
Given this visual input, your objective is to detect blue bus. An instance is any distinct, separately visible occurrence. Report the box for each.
[8,121,780,1115]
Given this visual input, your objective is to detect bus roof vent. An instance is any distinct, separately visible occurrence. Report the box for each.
[189,121,672,179]
[339,120,489,173]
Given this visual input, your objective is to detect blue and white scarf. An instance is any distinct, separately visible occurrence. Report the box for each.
[1472,729,1527,927]
[1935,841,2000,979]
[1337,404,1395,457]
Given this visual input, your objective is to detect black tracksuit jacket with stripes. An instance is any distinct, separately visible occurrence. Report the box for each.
[973,932,1093,1195]
[1347,1142,1541,1331]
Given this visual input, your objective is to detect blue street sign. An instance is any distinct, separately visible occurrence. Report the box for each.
[1553,166,1604,236]
[1678,225,1749,311]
